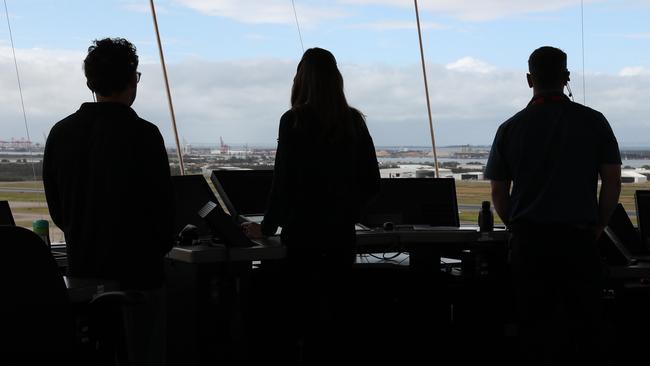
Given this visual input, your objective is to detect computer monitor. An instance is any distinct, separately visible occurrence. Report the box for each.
[360,178,460,228]
[0,200,15,226]
[210,169,273,219]
[171,175,220,238]
[599,226,634,266]
[607,203,645,255]
[635,190,650,252]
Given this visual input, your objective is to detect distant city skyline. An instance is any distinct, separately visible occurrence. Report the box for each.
[5,135,650,153]
[1,0,649,147]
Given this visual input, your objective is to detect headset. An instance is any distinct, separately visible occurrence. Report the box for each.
[565,70,574,101]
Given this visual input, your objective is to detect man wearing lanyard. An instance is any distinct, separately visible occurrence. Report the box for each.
[485,46,621,365]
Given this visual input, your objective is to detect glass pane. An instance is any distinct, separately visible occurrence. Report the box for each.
[1,1,649,232]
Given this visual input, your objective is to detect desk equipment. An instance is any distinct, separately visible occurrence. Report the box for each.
[210,169,273,221]
[171,174,254,247]
[600,203,650,265]
[360,178,459,228]
[478,201,494,232]
[0,200,15,225]
[177,224,199,246]
[635,190,650,252]
[171,175,221,238]
[198,201,255,248]
[610,203,650,259]
[32,219,51,247]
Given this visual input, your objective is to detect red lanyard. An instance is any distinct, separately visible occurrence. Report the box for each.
[529,95,566,106]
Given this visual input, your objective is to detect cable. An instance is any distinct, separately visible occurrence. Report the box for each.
[149,0,185,175]
[291,0,305,53]
[398,254,410,265]
[580,0,586,105]
[413,0,440,178]
[382,252,404,260]
[3,0,36,182]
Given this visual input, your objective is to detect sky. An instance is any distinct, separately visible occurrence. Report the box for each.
[1,0,649,148]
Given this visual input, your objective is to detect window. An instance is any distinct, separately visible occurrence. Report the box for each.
[1,1,649,237]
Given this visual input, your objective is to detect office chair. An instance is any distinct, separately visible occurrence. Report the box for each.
[86,290,146,366]
[0,225,75,365]
[0,226,144,366]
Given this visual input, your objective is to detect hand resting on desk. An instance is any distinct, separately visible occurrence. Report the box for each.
[241,222,264,239]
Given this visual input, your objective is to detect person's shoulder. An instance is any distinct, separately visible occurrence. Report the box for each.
[51,113,75,131]
[573,101,606,118]
[135,116,165,142]
[137,116,161,131]
[349,108,370,132]
[280,109,296,124]
[280,108,307,130]
[349,107,366,123]
[565,101,610,127]
[499,108,527,129]
[49,105,87,135]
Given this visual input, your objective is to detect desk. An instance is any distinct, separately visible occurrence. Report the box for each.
[168,237,286,263]
[164,227,510,365]
[167,227,509,265]
[608,262,650,279]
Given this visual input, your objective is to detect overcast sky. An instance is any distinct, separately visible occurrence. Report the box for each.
[1,0,649,147]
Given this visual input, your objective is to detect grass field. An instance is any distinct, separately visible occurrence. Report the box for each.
[2,179,649,229]
[0,191,45,202]
[0,181,45,189]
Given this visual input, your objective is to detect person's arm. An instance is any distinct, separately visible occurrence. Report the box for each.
[260,112,293,237]
[42,129,63,229]
[594,112,622,239]
[145,124,175,254]
[485,123,511,226]
[596,164,622,238]
[490,180,511,226]
[357,116,380,206]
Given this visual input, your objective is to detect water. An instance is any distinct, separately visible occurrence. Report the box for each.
[379,157,486,165]
[379,157,650,168]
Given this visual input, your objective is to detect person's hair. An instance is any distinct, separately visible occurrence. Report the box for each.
[528,46,569,89]
[83,38,139,97]
[290,47,361,141]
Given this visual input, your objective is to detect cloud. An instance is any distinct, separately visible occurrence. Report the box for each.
[623,32,650,39]
[120,1,153,14]
[445,57,496,74]
[619,66,650,77]
[2,44,650,148]
[350,20,446,31]
[173,0,347,26]
[340,0,592,21]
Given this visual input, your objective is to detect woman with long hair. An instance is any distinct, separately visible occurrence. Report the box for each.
[243,47,380,364]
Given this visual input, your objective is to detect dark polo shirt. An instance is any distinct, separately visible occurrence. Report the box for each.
[43,102,174,290]
[485,93,621,226]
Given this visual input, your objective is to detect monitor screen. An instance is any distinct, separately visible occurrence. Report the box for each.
[171,175,219,237]
[0,200,15,226]
[607,203,645,255]
[360,178,459,228]
[210,169,273,217]
[635,190,650,252]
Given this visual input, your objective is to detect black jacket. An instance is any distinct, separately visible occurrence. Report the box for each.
[261,107,380,247]
[43,102,174,290]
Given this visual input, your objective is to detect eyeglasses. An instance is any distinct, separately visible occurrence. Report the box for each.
[136,72,142,83]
